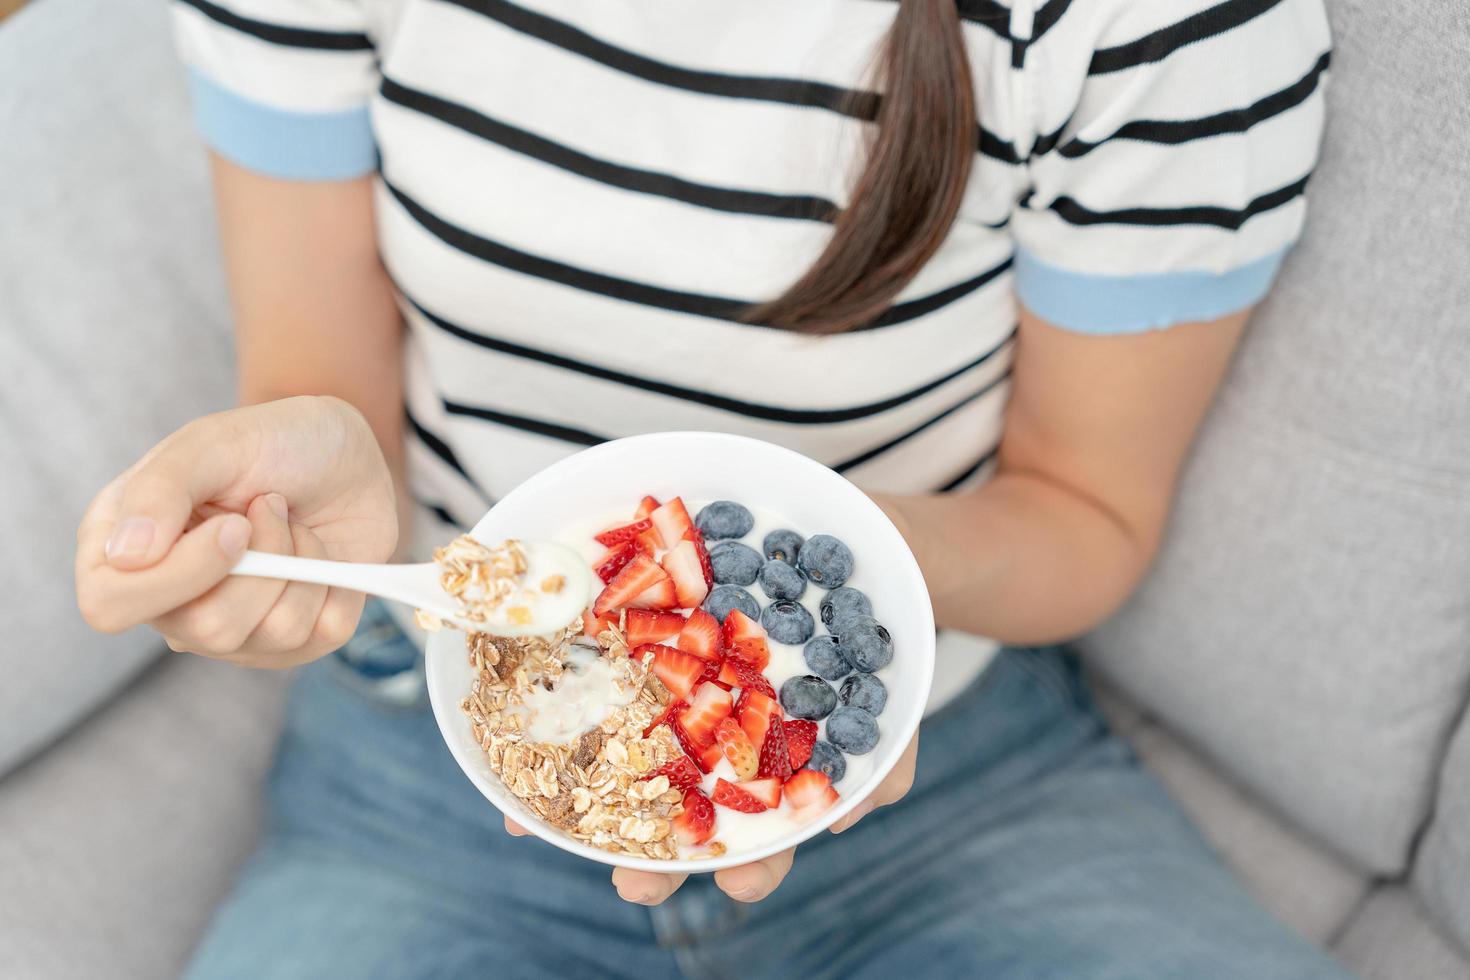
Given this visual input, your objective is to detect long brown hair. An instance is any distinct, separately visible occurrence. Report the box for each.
[745,0,975,334]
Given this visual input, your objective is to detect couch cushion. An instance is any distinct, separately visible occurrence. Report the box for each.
[1076,0,1470,874]
[0,655,290,980]
[0,0,234,775]
[1332,886,1470,980]
[1416,706,1470,952]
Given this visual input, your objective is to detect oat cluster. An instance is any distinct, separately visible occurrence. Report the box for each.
[419,535,529,631]
[461,621,718,860]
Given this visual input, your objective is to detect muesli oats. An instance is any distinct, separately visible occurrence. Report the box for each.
[424,535,528,630]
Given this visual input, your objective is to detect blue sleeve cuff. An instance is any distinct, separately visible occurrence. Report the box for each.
[187,68,376,181]
[1013,246,1288,334]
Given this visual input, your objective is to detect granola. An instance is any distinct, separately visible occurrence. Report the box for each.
[419,535,528,632]
[460,621,701,860]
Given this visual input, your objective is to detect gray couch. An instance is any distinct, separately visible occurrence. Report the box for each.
[2,0,1467,977]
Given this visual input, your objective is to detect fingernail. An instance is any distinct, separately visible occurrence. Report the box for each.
[265,493,289,520]
[217,515,251,557]
[105,518,155,560]
[730,887,759,900]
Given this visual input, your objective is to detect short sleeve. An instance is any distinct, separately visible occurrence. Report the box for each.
[172,0,379,181]
[1012,0,1331,333]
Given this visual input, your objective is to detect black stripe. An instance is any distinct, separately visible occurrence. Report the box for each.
[443,399,609,446]
[405,408,494,506]
[833,370,1011,473]
[1030,115,1073,157]
[955,0,1014,39]
[437,0,1021,165]
[380,77,838,223]
[1089,0,1286,75]
[1061,51,1330,158]
[385,179,1012,331]
[405,288,1017,425]
[1045,172,1309,229]
[937,444,1000,492]
[415,498,464,527]
[1010,0,1073,67]
[176,0,373,50]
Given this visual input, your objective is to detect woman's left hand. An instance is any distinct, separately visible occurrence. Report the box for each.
[504,734,918,905]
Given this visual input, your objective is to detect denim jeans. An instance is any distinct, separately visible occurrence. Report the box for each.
[186,603,1349,979]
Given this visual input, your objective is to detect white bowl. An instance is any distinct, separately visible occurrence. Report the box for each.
[426,431,935,874]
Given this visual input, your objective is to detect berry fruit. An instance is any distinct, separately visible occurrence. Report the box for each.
[785,719,818,769]
[762,529,804,566]
[838,672,887,715]
[780,675,837,720]
[819,586,872,631]
[715,716,759,779]
[783,769,839,817]
[834,615,893,672]
[739,776,785,809]
[720,608,771,670]
[709,541,762,586]
[758,560,806,601]
[802,634,852,682]
[648,497,695,550]
[645,755,702,791]
[806,740,847,783]
[711,777,767,813]
[826,705,880,755]
[695,500,755,540]
[703,584,760,624]
[795,534,853,588]
[672,788,716,846]
[761,599,815,645]
[756,716,792,779]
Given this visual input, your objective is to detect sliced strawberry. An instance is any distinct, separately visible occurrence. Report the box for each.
[594,554,667,615]
[686,526,715,589]
[785,719,818,770]
[783,769,840,816]
[649,497,695,551]
[676,608,723,662]
[646,645,705,700]
[629,576,680,611]
[721,609,770,670]
[635,527,662,555]
[643,698,686,738]
[660,539,711,609]
[644,755,702,791]
[739,776,785,809]
[715,717,759,780]
[727,657,777,702]
[717,659,740,687]
[634,495,661,521]
[582,608,616,638]
[679,682,733,745]
[593,542,640,584]
[625,609,686,647]
[711,778,767,813]
[672,788,716,847]
[757,716,793,779]
[737,690,781,751]
[594,518,654,549]
[674,720,725,772]
[699,656,728,689]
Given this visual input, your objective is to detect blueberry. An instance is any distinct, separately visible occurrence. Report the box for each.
[835,615,893,672]
[695,500,754,540]
[780,675,837,720]
[819,586,872,631]
[709,541,762,586]
[826,706,879,754]
[703,584,759,624]
[763,529,805,566]
[803,635,852,681]
[758,560,806,601]
[806,740,847,783]
[796,534,853,588]
[839,672,887,715]
[761,599,814,645]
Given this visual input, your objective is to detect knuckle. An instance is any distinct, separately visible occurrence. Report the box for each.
[313,605,358,650]
[256,610,316,652]
[181,608,248,656]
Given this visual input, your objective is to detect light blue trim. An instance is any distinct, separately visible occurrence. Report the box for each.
[187,69,376,181]
[1013,246,1289,334]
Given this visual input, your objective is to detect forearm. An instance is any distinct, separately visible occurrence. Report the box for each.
[875,470,1154,645]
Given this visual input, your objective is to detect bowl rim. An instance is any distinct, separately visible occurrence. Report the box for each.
[425,430,936,874]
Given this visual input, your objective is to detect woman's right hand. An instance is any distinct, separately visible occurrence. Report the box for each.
[75,396,398,668]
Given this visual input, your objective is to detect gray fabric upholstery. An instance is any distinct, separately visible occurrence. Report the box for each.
[0,656,290,980]
[0,0,235,777]
[1332,887,1470,980]
[1417,707,1470,952]
[1076,0,1470,875]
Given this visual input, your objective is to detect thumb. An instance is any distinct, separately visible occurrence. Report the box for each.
[104,417,252,570]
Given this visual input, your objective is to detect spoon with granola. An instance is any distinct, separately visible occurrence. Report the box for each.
[231,535,593,637]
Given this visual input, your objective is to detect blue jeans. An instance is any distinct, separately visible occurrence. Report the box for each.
[186,604,1350,979]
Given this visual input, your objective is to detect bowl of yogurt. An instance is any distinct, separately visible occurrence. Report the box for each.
[425,431,935,873]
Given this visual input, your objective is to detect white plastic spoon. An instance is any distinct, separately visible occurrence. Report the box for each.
[231,539,594,637]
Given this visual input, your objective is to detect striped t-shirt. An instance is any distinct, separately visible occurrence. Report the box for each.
[173,0,1330,706]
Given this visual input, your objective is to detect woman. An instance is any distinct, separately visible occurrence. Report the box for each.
[76,0,1344,975]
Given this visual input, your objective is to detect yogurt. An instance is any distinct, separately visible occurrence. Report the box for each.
[510,641,636,744]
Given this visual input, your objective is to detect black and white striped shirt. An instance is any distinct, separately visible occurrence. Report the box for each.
[174,0,1329,698]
